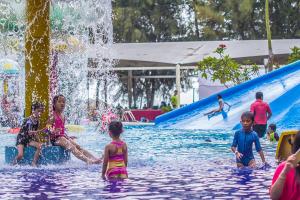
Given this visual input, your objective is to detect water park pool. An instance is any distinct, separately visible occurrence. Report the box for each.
[0,126,277,199]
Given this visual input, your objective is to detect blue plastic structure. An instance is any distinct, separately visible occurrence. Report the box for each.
[155,61,300,130]
[5,146,70,165]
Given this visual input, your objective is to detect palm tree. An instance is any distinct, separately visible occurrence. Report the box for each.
[265,0,274,72]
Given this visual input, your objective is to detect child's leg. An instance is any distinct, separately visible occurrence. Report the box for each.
[248,159,256,168]
[55,137,95,164]
[13,144,24,165]
[236,163,244,168]
[68,139,97,160]
[29,141,42,166]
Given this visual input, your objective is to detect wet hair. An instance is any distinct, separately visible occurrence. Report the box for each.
[269,123,276,132]
[52,94,65,111]
[108,121,123,137]
[241,111,254,122]
[31,102,44,112]
[292,131,300,184]
[217,94,222,99]
[255,92,263,99]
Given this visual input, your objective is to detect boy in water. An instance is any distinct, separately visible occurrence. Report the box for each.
[13,102,45,166]
[231,111,267,168]
[267,123,279,142]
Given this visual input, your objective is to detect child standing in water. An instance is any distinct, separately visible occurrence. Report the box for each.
[267,123,279,142]
[48,94,101,164]
[231,111,267,168]
[102,121,128,180]
[14,102,44,166]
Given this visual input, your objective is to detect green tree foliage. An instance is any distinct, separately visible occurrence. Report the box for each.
[197,44,259,88]
[288,47,300,63]
[112,0,191,108]
[112,0,186,42]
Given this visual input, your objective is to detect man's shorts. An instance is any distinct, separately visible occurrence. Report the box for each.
[253,124,267,138]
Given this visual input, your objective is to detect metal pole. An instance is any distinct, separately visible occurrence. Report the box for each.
[193,88,195,103]
[128,70,133,108]
[175,64,180,108]
[25,0,50,126]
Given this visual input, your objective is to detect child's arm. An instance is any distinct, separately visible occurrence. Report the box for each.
[224,102,231,107]
[102,145,109,179]
[258,150,266,163]
[231,146,243,160]
[231,131,243,160]
[254,135,266,163]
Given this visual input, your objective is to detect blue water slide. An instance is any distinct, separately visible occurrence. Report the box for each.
[155,61,300,130]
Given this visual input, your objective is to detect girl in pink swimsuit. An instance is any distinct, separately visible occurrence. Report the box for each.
[48,94,101,164]
[102,121,128,180]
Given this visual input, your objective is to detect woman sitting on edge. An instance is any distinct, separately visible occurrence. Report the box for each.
[48,94,101,164]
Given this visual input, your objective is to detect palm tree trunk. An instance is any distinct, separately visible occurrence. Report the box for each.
[192,0,200,39]
[265,0,274,72]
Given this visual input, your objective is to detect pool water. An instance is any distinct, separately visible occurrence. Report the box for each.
[0,126,277,199]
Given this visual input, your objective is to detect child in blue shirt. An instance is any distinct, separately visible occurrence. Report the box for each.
[231,111,267,168]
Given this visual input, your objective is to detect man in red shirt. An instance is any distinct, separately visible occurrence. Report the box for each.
[250,92,272,138]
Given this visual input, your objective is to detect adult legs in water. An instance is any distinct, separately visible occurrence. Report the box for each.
[28,141,42,166]
[55,137,98,164]
[68,139,99,161]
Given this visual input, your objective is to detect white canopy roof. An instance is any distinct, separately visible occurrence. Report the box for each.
[112,39,300,67]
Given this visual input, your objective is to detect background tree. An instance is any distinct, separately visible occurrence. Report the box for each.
[288,46,300,64]
[265,0,274,72]
[197,44,259,88]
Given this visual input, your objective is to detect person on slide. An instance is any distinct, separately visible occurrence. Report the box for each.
[204,94,231,119]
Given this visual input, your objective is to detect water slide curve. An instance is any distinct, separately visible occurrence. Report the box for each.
[155,61,300,130]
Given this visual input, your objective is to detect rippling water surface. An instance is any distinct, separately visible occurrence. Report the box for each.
[0,126,277,199]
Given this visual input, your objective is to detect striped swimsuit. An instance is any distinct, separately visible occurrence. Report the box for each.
[106,141,128,179]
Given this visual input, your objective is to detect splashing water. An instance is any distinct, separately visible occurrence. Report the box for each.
[0,0,117,125]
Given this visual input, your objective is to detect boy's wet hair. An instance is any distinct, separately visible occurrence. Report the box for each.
[108,121,123,137]
[217,94,222,99]
[32,102,44,111]
[269,123,276,132]
[241,111,254,122]
[52,94,65,111]
[255,92,263,99]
